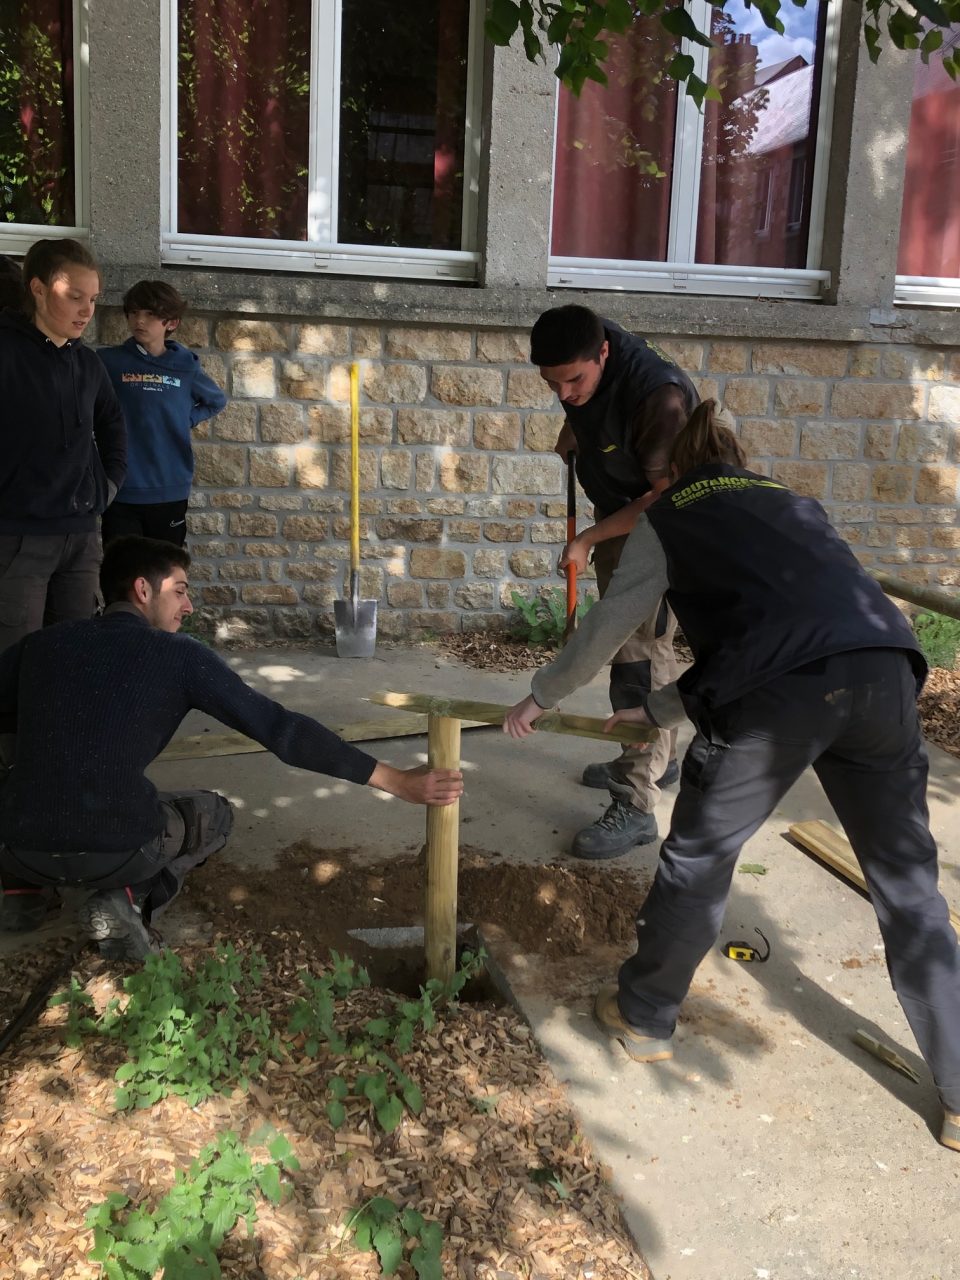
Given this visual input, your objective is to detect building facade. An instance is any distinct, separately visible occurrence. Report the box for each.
[3,0,959,640]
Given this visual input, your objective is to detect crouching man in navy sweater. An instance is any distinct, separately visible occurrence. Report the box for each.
[0,537,463,960]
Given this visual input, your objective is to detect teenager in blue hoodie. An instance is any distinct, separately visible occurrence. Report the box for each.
[99,281,227,547]
[0,238,126,657]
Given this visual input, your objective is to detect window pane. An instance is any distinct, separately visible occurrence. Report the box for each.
[178,0,311,239]
[0,0,76,227]
[696,0,825,269]
[898,28,960,279]
[551,20,678,261]
[338,0,470,251]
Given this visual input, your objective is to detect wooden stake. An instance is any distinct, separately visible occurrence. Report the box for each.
[425,712,461,985]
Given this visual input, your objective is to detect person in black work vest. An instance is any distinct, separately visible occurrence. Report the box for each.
[531,305,698,860]
[505,401,960,1153]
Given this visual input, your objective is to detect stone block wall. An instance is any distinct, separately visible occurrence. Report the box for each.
[93,310,960,641]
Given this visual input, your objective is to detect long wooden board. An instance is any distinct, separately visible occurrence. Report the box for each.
[788,818,960,939]
[157,712,488,763]
[370,689,659,745]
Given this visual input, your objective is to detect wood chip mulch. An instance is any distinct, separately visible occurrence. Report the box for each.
[435,633,553,673]
[0,930,650,1280]
[919,666,960,761]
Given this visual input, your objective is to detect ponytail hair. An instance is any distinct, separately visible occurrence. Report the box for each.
[668,399,746,478]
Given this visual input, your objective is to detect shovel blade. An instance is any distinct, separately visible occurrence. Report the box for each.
[333,597,378,658]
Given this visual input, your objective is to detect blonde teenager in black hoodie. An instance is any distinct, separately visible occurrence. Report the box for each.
[0,239,126,657]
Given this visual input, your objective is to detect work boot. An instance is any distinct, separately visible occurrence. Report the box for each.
[581,758,680,789]
[593,985,673,1062]
[0,887,56,933]
[78,887,159,962]
[571,799,658,860]
[942,1112,960,1152]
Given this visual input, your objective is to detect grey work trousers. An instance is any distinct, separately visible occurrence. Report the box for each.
[0,532,101,654]
[1,790,234,924]
[617,648,960,1112]
[593,534,680,813]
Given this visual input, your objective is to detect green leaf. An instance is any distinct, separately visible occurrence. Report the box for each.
[738,862,767,877]
[376,1095,405,1133]
[329,1075,349,1100]
[401,1207,426,1236]
[115,1239,162,1272]
[864,22,882,62]
[258,1164,282,1204]
[667,52,695,82]
[373,1223,404,1274]
[364,1017,391,1039]
[660,7,713,47]
[402,1080,424,1115]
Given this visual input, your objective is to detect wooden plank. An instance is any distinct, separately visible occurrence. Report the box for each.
[788,818,960,939]
[158,713,488,762]
[370,690,659,746]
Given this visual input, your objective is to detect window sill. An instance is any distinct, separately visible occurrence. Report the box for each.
[0,225,89,256]
[161,234,479,284]
[548,257,830,301]
[895,276,960,309]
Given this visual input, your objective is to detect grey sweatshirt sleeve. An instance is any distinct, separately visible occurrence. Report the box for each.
[530,516,671,710]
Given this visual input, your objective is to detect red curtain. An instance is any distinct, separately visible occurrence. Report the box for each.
[1,0,75,226]
[898,55,960,278]
[177,0,311,239]
[551,26,677,261]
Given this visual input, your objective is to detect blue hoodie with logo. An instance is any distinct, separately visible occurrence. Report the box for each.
[98,338,227,503]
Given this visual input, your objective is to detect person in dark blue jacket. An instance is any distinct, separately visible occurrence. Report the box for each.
[98,280,227,547]
[0,537,463,960]
[505,401,960,1153]
[0,238,126,655]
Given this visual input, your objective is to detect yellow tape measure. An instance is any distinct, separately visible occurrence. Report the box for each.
[722,928,770,963]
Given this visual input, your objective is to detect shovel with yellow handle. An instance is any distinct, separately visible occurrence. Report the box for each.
[334,362,378,657]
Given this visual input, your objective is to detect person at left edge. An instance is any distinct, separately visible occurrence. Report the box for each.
[0,238,126,654]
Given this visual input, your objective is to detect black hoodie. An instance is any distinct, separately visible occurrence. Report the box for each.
[0,311,127,534]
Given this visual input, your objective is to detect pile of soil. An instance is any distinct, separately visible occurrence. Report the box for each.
[186,843,648,971]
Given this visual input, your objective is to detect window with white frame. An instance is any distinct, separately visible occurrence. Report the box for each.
[895,24,960,307]
[548,0,838,299]
[0,0,88,255]
[163,0,483,282]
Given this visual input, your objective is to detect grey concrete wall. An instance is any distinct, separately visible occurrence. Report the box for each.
[87,0,163,267]
[821,3,916,312]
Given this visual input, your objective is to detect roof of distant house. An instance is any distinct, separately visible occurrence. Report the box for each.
[741,63,815,156]
[753,54,807,88]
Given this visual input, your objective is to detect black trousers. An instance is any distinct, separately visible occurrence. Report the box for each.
[101,499,188,548]
[617,648,960,1112]
[0,790,233,923]
[0,531,101,655]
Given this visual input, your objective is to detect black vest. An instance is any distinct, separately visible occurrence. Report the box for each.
[564,321,698,518]
[645,464,925,714]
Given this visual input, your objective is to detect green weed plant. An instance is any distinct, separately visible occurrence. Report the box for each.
[51,944,276,1110]
[347,1196,443,1280]
[913,610,960,671]
[510,587,595,646]
[288,949,485,1135]
[85,1128,298,1280]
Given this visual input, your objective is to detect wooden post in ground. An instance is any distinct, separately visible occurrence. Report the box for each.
[425,712,462,984]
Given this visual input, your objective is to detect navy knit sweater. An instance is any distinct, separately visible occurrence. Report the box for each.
[0,607,377,853]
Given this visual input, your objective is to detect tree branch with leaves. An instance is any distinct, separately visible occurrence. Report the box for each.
[486,0,960,104]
